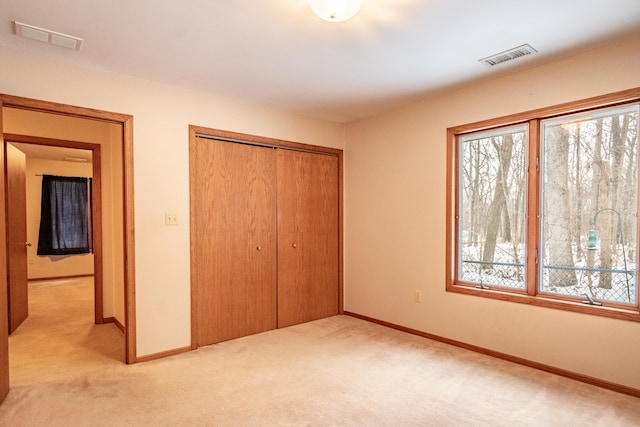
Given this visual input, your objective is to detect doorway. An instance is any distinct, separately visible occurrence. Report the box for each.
[6,138,103,330]
[0,94,136,376]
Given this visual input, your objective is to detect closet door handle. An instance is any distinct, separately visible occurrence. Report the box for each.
[256,246,263,252]
[292,243,298,248]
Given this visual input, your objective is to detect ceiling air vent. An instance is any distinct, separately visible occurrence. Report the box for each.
[479,44,537,67]
[14,21,83,51]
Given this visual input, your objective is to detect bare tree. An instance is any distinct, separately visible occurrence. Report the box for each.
[464,141,485,247]
[545,125,577,286]
[591,118,613,289]
[482,135,514,264]
[623,117,638,250]
[572,125,584,261]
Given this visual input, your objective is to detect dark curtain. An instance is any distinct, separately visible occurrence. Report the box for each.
[37,175,93,256]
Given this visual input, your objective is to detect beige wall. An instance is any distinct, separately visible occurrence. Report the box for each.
[1,45,345,357]
[22,156,94,279]
[344,35,640,389]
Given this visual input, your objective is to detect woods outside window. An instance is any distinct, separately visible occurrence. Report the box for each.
[447,89,640,321]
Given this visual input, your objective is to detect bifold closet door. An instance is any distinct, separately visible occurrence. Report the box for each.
[192,138,277,346]
[277,149,340,328]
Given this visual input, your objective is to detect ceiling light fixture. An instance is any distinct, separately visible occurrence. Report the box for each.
[307,0,363,22]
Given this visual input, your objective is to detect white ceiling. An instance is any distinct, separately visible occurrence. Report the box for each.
[8,142,92,163]
[1,0,639,123]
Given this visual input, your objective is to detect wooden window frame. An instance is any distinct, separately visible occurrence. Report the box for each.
[446,88,640,322]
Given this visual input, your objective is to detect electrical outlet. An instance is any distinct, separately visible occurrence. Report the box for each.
[414,290,422,303]
[165,212,179,226]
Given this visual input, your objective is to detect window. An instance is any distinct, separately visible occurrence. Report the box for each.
[37,175,93,256]
[540,106,638,305]
[447,89,640,321]
[458,125,528,291]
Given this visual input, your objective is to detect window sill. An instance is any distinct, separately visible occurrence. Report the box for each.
[447,282,640,323]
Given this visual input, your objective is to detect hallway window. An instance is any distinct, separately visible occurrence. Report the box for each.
[37,175,92,255]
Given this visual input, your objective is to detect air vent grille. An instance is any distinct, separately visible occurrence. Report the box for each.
[480,44,537,67]
[14,21,83,51]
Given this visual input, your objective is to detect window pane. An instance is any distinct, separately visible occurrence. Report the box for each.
[540,105,639,304]
[458,125,528,289]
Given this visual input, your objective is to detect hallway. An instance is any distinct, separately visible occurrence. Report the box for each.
[8,277,124,387]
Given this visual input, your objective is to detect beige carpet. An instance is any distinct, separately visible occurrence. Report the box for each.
[1,279,639,426]
[6,278,125,387]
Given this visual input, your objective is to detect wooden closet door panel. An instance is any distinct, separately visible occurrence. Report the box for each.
[192,139,277,345]
[277,149,339,328]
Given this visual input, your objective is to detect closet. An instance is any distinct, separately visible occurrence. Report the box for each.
[190,127,341,347]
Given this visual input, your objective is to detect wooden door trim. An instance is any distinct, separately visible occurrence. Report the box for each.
[0,102,9,403]
[191,126,344,156]
[0,94,136,364]
[189,125,344,349]
[189,126,199,349]
[4,133,104,324]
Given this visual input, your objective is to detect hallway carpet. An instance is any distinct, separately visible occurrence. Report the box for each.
[7,277,124,387]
